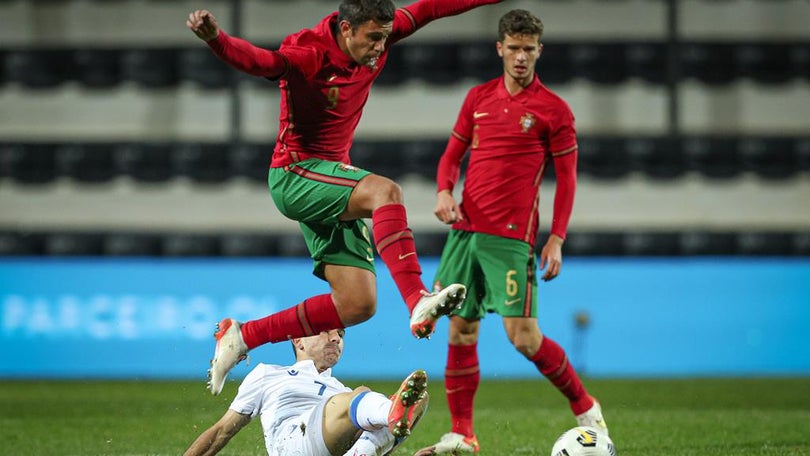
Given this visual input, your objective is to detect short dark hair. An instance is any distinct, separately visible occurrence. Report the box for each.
[338,0,396,28]
[498,9,544,42]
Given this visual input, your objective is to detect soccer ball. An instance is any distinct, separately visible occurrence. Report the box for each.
[550,426,616,456]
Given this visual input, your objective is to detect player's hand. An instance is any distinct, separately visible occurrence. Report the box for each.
[539,234,564,281]
[434,190,463,224]
[187,10,220,42]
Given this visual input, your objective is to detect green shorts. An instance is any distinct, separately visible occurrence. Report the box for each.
[268,159,376,280]
[433,230,538,320]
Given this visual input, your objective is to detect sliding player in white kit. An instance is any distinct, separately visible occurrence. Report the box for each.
[184,329,429,456]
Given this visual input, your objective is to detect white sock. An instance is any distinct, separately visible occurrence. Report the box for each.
[344,429,395,456]
[350,391,391,431]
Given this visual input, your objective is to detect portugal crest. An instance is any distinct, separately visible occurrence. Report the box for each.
[519,113,536,133]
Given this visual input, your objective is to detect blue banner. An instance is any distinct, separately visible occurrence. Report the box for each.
[1,257,808,380]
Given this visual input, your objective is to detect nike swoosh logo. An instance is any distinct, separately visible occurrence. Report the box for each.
[365,255,374,262]
[445,387,466,394]
[398,252,416,260]
[473,111,489,119]
[505,298,521,306]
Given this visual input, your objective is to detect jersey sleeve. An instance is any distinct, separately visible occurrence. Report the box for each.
[207,31,288,78]
[275,44,322,80]
[436,88,476,192]
[390,0,502,44]
[548,101,578,240]
[228,365,268,418]
[207,31,322,80]
[548,101,578,156]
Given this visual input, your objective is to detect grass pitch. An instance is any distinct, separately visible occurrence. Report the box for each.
[1,377,808,455]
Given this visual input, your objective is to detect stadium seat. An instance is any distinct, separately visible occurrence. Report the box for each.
[682,136,742,179]
[4,49,75,88]
[737,136,798,179]
[625,136,685,179]
[55,142,118,183]
[563,231,625,256]
[230,142,271,183]
[795,137,810,172]
[679,231,738,255]
[114,142,173,182]
[276,233,310,257]
[401,139,445,181]
[792,232,810,256]
[0,142,58,184]
[576,136,631,180]
[103,232,162,256]
[789,42,809,81]
[735,232,794,256]
[376,46,409,86]
[350,140,407,180]
[569,42,626,84]
[219,233,279,257]
[733,42,793,84]
[0,50,6,86]
[179,48,231,89]
[415,231,448,257]
[161,233,220,257]
[624,42,668,84]
[457,40,501,83]
[74,49,123,88]
[680,42,736,85]
[121,48,179,88]
[400,42,460,85]
[537,42,572,85]
[44,232,104,256]
[172,142,231,183]
[622,232,682,256]
[0,231,45,256]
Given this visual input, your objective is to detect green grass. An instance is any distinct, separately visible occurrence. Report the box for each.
[1,377,808,455]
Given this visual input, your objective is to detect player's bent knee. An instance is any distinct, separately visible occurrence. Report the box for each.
[339,300,377,325]
[352,386,372,395]
[366,175,403,205]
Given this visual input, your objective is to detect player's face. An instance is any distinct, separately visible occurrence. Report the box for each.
[497,33,543,86]
[340,19,393,69]
[300,329,345,370]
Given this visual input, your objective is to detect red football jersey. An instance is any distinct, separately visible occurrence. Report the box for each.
[207,0,503,167]
[268,12,393,167]
[437,75,578,245]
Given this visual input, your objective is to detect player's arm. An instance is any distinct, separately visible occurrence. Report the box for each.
[434,134,469,224]
[391,0,503,42]
[540,147,577,281]
[435,89,475,224]
[187,10,287,78]
[183,409,251,456]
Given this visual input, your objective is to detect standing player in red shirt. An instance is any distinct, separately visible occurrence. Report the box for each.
[415,9,608,455]
[186,0,502,396]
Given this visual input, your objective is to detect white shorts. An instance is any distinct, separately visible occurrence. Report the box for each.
[269,399,331,456]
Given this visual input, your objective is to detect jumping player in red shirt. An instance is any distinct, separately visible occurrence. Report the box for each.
[414,9,608,454]
[186,0,502,396]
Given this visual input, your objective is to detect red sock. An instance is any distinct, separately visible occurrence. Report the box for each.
[531,337,593,415]
[446,343,479,437]
[372,204,426,312]
[240,294,344,349]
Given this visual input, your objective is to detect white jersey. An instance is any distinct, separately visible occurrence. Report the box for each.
[229,359,351,454]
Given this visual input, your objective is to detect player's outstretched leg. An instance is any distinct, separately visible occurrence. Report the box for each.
[576,396,609,435]
[409,284,466,339]
[388,369,430,451]
[207,318,248,396]
[413,432,480,455]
